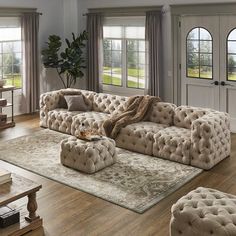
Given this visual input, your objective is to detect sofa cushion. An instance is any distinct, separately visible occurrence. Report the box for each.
[153,126,191,164]
[146,102,176,126]
[48,108,83,134]
[174,106,212,129]
[115,122,168,155]
[64,95,89,111]
[71,111,110,137]
[93,93,128,115]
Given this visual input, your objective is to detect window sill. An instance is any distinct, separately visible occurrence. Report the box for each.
[102,84,145,96]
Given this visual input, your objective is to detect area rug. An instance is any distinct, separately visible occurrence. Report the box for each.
[0,129,202,213]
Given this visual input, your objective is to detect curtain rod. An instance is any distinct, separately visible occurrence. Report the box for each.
[83,6,162,16]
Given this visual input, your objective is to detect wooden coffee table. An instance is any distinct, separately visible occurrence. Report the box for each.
[0,173,42,236]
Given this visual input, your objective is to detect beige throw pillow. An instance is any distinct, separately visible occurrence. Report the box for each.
[64,95,88,111]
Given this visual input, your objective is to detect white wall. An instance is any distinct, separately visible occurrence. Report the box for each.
[75,0,236,102]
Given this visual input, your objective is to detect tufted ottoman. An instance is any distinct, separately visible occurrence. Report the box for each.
[170,187,236,236]
[60,136,117,174]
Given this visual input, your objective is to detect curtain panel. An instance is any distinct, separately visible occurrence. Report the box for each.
[21,12,39,113]
[145,11,162,96]
[87,13,103,92]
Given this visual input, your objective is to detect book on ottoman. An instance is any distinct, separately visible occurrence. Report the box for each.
[0,113,7,125]
[0,168,12,185]
[0,206,20,228]
[0,98,7,107]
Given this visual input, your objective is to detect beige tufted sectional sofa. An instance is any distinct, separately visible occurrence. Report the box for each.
[40,88,231,170]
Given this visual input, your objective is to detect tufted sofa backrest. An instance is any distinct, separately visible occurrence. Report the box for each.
[59,89,95,110]
[174,106,212,129]
[93,93,128,115]
[146,102,176,126]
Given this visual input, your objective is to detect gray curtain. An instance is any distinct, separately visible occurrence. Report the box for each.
[21,12,40,113]
[87,13,103,92]
[145,11,162,96]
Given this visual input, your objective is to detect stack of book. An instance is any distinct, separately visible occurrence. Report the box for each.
[0,168,12,185]
[0,206,20,228]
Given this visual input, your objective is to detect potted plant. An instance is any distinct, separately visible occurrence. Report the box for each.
[42,31,88,88]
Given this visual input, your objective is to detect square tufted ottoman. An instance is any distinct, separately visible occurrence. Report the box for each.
[170,187,236,236]
[60,136,117,174]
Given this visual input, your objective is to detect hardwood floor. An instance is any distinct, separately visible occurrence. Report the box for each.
[0,114,236,236]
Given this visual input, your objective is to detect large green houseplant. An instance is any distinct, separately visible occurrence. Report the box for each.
[42,31,88,88]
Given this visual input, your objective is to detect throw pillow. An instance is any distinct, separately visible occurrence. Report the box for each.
[64,95,88,111]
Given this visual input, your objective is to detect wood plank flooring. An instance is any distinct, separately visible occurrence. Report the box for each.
[0,114,236,236]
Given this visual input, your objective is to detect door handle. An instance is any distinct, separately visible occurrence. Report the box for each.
[220,81,234,86]
[211,81,219,85]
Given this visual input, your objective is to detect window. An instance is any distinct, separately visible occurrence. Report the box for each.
[103,16,146,90]
[0,17,22,89]
[186,27,213,79]
[227,28,236,81]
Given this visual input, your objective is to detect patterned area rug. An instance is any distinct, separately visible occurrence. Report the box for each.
[0,129,202,213]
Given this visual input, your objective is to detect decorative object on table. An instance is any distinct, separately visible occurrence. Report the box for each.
[0,99,7,107]
[0,80,5,88]
[0,129,202,213]
[76,122,103,141]
[41,31,88,88]
[0,205,19,228]
[0,168,11,185]
[0,113,7,126]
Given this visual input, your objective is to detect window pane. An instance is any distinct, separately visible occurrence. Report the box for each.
[187,52,199,66]
[0,28,21,41]
[187,66,199,78]
[3,42,13,53]
[187,28,199,40]
[112,40,121,50]
[139,52,145,64]
[5,77,13,86]
[228,68,236,81]
[139,64,145,77]
[200,66,212,78]
[3,54,12,66]
[111,75,122,86]
[3,66,12,75]
[112,67,121,75]
[200,41,212,53]
[139,77,145,89]
[139,41,145,51]
[111,51,121,67]
[13,41,21,52]
[228,41,236,54]
[103,39,111,50]
[200,54,212,66]
[187,41,199,52]
[103,73,112,85]
[200,28,211,40]
[228,29,236,40]
[127,40,138,51]
[13,64,20,74]
[103,51,111,67]
[127,51,138,66]
[127,77,138,88]
[103,26,122,38]
[13,74,22,88]
[13,53,21,64]
[228,55,236,68]
[125,27,145,39]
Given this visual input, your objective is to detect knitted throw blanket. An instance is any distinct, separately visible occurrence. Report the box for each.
[103,95,161,139]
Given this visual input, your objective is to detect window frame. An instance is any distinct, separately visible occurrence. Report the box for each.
[102,17,146,94]
[186,26,213,80]
[226,27,236,82]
